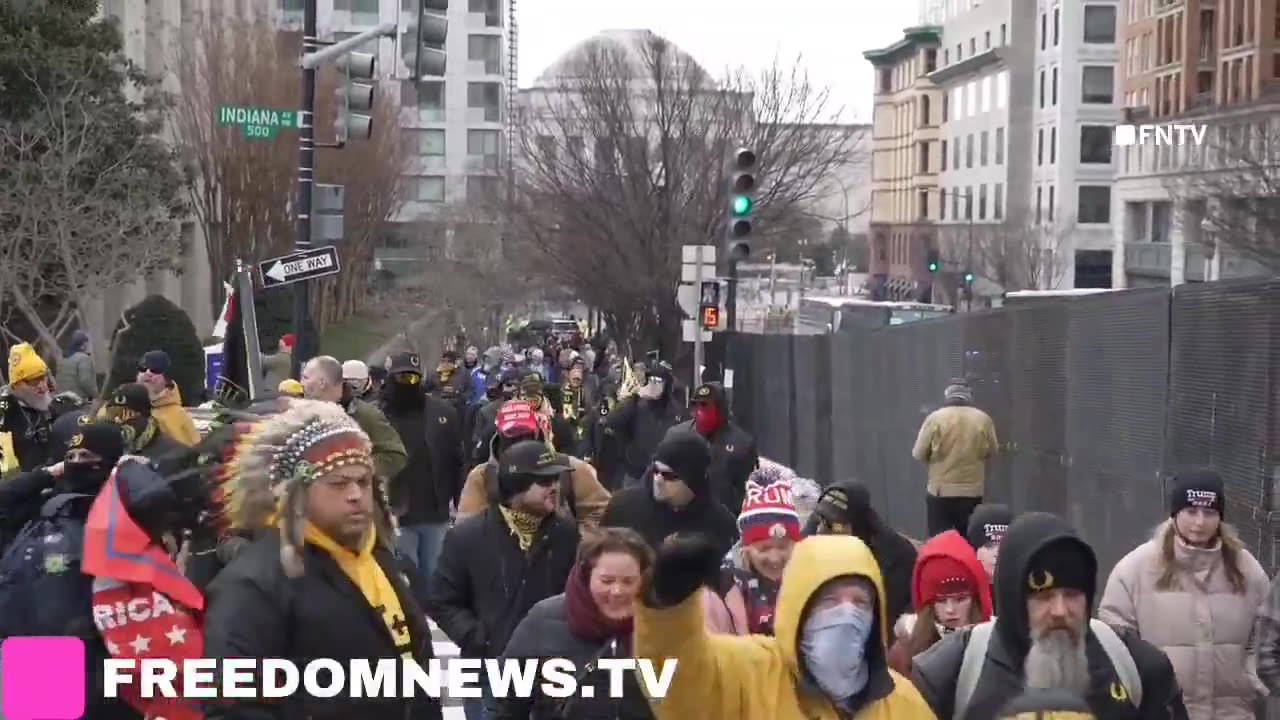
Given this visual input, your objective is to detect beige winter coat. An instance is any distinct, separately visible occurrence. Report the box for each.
[1098,520,1271,720]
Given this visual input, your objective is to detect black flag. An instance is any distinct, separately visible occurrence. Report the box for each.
[213,281,251,409]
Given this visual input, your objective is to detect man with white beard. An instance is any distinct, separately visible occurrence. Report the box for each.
[1,343,58,473]
[911,512,1188,720]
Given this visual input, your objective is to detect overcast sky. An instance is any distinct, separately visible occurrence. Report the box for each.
[516,0,919,123]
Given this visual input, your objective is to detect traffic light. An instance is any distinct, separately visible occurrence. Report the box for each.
[334,51,376,142]
[926,248,940,273]
[963,269,976,284]
[403,0,448,80]
[725,147,756,262]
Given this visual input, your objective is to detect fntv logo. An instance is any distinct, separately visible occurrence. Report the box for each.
[1114,124,1208,146]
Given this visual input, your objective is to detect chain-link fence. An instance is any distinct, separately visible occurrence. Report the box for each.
[726,279,1280,574]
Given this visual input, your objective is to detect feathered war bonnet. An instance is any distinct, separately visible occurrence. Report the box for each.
[212,399,378,577]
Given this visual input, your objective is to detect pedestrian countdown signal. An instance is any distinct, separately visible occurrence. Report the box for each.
[701,306,720,330]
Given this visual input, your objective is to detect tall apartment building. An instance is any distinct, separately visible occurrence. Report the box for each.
[928,0,1120,291]
[864,26,944,301]
[1113,0,1279,287]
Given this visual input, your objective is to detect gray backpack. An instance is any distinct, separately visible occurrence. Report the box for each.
[953,618,1142,720]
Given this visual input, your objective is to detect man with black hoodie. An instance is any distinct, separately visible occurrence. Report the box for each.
[602,359,686,489]
[804,480,917,630]
[676,382,757,512]
[600,428,738,558]
[101,384,188,474]
[380,352,463,592]
[912,512,1187,720]
[429,440,579,720]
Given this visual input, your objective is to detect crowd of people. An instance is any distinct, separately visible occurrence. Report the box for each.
[4,329,1280,720]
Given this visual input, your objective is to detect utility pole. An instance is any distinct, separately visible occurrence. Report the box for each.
[290,0,319,380]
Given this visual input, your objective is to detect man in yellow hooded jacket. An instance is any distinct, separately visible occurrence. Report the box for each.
[634,533,936,720]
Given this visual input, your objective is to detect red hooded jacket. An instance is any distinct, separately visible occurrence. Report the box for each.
[887,529,992,673]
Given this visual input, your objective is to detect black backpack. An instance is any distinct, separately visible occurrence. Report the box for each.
[0,493,95,639]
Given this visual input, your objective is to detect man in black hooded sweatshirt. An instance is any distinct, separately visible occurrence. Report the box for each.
[381,351,463,592]
[912,512,1187,720]
[804,480,916,630]
[602,360,686,490]
[676,382,757,512]
[600,428,738,557]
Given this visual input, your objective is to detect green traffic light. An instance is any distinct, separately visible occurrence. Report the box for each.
[731,195,752,216]
[928,262,939,272]
[964,272,975,282]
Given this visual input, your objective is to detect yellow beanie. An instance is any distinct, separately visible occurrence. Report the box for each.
[277,379,304,397]
[7,343,48,386]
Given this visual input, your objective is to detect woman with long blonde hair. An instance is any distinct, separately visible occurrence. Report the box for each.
[1099,468,1270,720]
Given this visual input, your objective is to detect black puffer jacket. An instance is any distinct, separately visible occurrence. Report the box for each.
[603,393,686,483]
[493,595,654,720]
[911,512,1188,720]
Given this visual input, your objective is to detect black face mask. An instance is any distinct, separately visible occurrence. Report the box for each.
[61,461,111,492]
[384,380,422,407]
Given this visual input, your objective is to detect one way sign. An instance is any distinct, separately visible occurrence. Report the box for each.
[259,246,341,288]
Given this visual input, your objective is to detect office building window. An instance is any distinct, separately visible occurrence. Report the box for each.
[1036,186,1043,224]
[468,35,502,74]
[997,70,1008,107]
[404,128,445,155]
[966,134,974,168]
[1052,67,1059,104]
[467,129,500,169]
[1050,126,1057,163]
[956,43,962,60]
[1047,185,1056,221]
[417,80,445,121]
[467,82,502,122]
[1000,23,1007,45]
[944,48,950,64]
[1053,7,1060,45]
[1039,69,1046,107]
[1081,66,1114,103]
[993,183,1004,219]
[1084,5,1117,43]
[941,139,948,170]
[919,190,930,219]
[951,190,959,219]
[978,183,988,219]
[469,0,502,27]
[1078,185,1112,223]
[414,175,446,203]
[965,186,973,219]
[925,48,937,72]
[969,37,976,54]
[953,138,961,168]
[940,189,947,219]
[942,92,949,121]
[1037,128,1044,165]
[1041,13,1047,49]
[985,30,991,49]
[995,127,1005,164]
[980,130,989,166]
[1080,125,1112,163]
[918,141,930,173]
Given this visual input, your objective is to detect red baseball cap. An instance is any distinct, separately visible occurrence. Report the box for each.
[496,401,539,438]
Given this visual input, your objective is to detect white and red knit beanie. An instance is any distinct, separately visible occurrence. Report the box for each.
[738,465,801,546]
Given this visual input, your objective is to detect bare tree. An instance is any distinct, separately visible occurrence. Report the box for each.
[504,31,865,355]
[170,10,407,324]
[1161,115,1280,271]
[939,212,1076,292]
[0,63,186,352]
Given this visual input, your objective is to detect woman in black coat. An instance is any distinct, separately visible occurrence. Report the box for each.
[493,527,657,720]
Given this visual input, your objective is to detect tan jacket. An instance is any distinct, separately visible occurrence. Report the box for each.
[150,385,200,447]
[911,404,996,497]
[457,456,609,531]
[1098,521,1271,720]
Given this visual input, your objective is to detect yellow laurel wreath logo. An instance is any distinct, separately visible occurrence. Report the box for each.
[1110,681,1129,702]
[1028,570,1054,592]
[69,433,84,448]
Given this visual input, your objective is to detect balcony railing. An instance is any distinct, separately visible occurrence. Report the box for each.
[1124,241,1171,276]
[1125,105,1152,122]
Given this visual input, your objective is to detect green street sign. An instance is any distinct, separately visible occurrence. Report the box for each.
[217,104,301,141]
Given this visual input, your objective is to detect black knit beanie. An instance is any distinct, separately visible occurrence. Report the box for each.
[1168,467,1225,519]
[966,502,1013,550]
[652,429,712,496]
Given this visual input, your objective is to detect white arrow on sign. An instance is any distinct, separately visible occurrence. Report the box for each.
[265,252,336,283]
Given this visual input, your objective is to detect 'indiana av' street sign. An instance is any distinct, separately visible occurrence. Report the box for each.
[217,105,302,140]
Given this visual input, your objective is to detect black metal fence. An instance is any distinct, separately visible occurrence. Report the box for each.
[726,279,1280,577]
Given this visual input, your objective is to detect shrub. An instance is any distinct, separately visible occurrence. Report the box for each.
[107,295,206,405]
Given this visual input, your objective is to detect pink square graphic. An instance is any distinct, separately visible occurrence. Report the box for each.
[2,636,86,720]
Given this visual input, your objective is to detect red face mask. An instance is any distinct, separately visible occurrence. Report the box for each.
[693,403,723,435]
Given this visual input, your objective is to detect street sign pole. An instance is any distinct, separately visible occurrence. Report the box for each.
[291,0,319,380]
[693,252,704,391]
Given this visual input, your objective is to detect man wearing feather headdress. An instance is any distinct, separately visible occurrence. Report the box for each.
[200,400,442,720]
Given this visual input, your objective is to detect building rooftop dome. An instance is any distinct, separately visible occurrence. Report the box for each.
[530,29,713,89]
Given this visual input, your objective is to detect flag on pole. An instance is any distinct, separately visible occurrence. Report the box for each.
[213,269,252,408]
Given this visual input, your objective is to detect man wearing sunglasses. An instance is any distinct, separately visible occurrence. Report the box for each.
[601,427,738,558]
[134,350,200,446]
